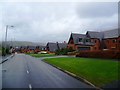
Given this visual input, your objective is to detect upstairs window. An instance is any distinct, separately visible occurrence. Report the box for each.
[86,39,91,42]
[70,40,74,44]
[94,40,97,43]
[113,39,116,43]
[79,38,82,42]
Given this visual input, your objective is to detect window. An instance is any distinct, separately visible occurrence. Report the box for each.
[70,40,74,44]
[79,38,82,42]
[113,39,116,43]
[86,39,91,42]
[94,47,96,50]
[94,40,97,43]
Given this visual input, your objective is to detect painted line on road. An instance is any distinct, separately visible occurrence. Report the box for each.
[29,84,32,90]
[27,70,29,74]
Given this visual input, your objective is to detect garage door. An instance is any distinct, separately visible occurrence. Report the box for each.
[78,47,90,51]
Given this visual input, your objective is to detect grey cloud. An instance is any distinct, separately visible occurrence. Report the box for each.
[77,2,118,18]
[0,2,118,43]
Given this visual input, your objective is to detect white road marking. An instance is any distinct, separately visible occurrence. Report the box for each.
[2,69,7,72]
[27,70,29,74]
[29,84,32,90]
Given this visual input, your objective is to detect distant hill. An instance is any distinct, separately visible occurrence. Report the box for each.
[0,41,46,47]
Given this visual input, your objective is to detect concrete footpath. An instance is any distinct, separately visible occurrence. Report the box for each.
[0,54,14,64]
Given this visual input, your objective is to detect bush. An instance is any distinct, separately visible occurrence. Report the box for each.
[2,47,10,56]
[55,48,75,55]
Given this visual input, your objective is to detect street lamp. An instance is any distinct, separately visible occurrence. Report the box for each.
[4,25,14,55]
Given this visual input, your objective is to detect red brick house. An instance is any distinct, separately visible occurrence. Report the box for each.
[15,46,46,53]
[67,33,94,51]
[67,29,120,51]
[102,29,120,51]
[86,31,104,51]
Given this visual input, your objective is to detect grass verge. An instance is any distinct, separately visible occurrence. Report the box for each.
[28,53,56,58]
[44,57,120,87]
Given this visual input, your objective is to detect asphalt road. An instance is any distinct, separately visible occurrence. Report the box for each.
[2,54,93,88]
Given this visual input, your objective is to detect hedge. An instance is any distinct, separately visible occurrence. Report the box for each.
[76,50,120,59]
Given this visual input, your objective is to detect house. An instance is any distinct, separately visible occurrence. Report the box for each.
[86,31,104,51]
[26,46,37,53]
[102,29,120,50]
[46,43,58,53]
[39,46,46,51]
[46,42,67,53]
[58,43,67,50]
[67,33,94,51]
[67,28,120,51]
[19,46,26,53]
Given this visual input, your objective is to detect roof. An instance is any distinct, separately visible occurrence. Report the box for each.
[58,43,67,49]
[46,42,58,52]
[71,33,86,44]
[103,29,119,39]
[38,46,46,49]
[86,31,104,40]
[20,46,27,49]
[27,46,36,50]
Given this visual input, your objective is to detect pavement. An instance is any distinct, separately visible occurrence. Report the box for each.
[2,54,93,88]
[0,55,13,64]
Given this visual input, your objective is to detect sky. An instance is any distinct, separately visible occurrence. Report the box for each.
[0,0,119,43]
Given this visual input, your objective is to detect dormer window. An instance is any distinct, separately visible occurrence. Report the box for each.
[79,38,82,42]
[86,39,91,42]
[113,39,116,43]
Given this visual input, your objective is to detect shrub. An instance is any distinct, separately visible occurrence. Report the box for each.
[55,48,75,55]
[76,50,120,59]
[2,47,11,56]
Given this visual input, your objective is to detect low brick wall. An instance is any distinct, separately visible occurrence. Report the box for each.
[76,50,120,59]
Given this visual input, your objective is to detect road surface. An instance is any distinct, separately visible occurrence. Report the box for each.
[2,54,92,88]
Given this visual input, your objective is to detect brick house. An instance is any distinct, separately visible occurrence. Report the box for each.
[86,31,104,51]
[67,29,120,51]
[102,29,120,51]
[67,33,94,51]
[46,42,67,53]
[15,45,46,53]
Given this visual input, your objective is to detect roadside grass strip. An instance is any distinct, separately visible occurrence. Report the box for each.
[28,53,56,58]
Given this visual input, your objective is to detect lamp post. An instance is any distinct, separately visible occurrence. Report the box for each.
[4,25,14,55]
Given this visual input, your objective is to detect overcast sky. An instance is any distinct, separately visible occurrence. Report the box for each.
[0,0,119,43]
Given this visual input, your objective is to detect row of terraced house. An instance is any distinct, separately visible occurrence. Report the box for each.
[15,42,67,53]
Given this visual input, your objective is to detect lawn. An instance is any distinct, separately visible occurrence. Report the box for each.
[28,53,56,58]
[44,57,120,87]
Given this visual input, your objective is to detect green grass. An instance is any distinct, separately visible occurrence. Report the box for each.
[28,53,56,58]
[44,57,120,87]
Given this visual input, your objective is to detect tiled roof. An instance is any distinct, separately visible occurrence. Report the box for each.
[58,43,67,49]
[46,42,67,52]
[71,33,86,44]
[46,42,58,52]
[86,29,120,39]
[86,31,104,40]
[103,29,119,39]
[27,46,36,50]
